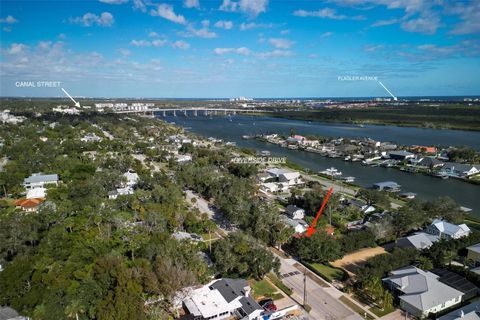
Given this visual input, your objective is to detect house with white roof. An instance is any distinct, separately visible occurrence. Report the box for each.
[266,168,302,186]
[383,266,464,318]
[182,278,263,320]
[426,219,470,240]
[23,173,59,190]
[442,163,480,178]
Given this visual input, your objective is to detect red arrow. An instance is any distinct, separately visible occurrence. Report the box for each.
[306,187,333,237]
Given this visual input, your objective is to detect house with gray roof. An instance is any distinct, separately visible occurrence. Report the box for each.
[23,173,59,190]
[426,219,470,240]
[438,300,480,320]
[396,232,439,250]
[285,205,305,220]
[442,163,480,178]
[182,278,263,320]
[383,266,464,318]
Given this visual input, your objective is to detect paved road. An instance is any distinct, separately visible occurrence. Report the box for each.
[277,256,362,320]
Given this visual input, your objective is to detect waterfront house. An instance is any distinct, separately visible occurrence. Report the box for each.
[181,278,263,320]
[466,243,480,266]
[425,219,470,239]
[23,173,59,190]
[285,205,305,220]
[442,163,480,178]
[372,181,401,192]
[383,266,463,318]
[416,157,445,169]
[411,145,437,155]
[388,150,415,161]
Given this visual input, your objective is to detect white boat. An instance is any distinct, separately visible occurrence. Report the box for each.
[320,167,343,176]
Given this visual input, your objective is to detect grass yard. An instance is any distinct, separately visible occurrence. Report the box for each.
[339,296,375,320]
[251,279,283,300]
[307,263,346,282]
[267,273,293,296]
[369,305,395,317]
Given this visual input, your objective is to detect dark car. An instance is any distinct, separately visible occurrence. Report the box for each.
[259,298,274,308]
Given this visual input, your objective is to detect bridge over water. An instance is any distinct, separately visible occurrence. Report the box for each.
[114,107,271,117]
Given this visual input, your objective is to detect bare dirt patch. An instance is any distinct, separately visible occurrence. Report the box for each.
[331,247,387,277]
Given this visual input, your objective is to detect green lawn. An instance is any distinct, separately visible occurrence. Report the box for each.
[251,279,283,300]
[267,273,293,296]
[369,305,395,317]
[307,263,346,282]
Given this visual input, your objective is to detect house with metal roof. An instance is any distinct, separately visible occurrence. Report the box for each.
[438,300,480,320]
[182,278,263,320]
[426,219,471,240]
[285,205,305,220]
[396,232,439,250]
[23,173,59,190]
[383,266,464,318]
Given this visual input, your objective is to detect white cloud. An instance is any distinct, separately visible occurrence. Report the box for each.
[0,15,18,24]
[401,12,440,34]
[239,22,275,31]
[256,50,292,58]
[130,40,152,47]
[449,1,480,35]
[150,4,186,25]
[320,31,333,38]
[133,0,147,12]
[117,48,131,57]
[268,38,294,49]
[371,18,399,27]
[184,0,200,9]
[99,0,128,4]
[280,29,289,35]
[214,20,234,29]
[214,47,251,55]
[70,12,114,27]
[148,31,160,38]
[363,44,385,52]
[293,8,364,20]
[220,0,269,17]
[172,40,190,49]
[130,39,167,47]
[6,43,28,55]
[183,24,218,38]
[3,27,11,32]
[152,39,167,46]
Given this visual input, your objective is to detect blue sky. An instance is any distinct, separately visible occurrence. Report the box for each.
[0,0,479,98]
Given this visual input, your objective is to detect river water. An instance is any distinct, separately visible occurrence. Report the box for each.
[160,115,480,216]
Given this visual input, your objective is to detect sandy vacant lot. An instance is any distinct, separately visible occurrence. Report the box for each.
[332,247,387,276]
